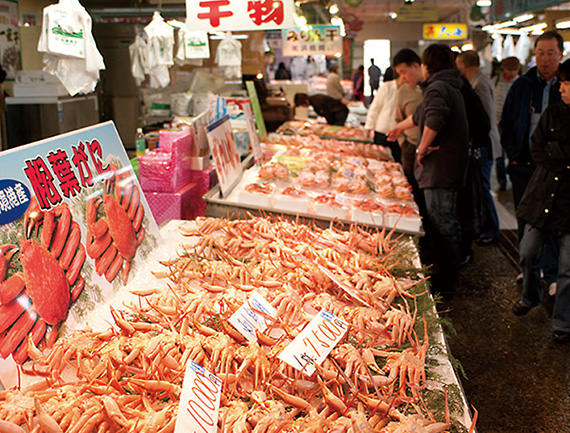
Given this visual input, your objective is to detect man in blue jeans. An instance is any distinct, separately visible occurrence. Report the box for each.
[500,31,562,289]
[388,44,469,296]
[512,59,570,344]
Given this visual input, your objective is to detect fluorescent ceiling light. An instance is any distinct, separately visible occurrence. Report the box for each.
[482,20,515,32]
[476,0,492,6]
[388,12,398,19]
[555,19,570,29]
[513,13,534,23]
[331,16,345,36]
[520,22,547,33]
[461,43,474,51]
[451,46,461,53]
[329,4,339,14]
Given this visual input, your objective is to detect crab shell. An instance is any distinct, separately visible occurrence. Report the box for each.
[103,193,136,261]
[20,238,70,325]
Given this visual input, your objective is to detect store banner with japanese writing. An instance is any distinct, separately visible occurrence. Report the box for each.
[0,121,160,389]
[423,23,467,40]
[282,25,342,56]
[0,0,20,79]
[186,0,295,32]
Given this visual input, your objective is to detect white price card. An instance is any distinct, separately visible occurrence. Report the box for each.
[278,310,348,376]
[229,292,277,342]
[175,362,222,433]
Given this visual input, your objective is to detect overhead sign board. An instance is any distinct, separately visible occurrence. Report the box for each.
[186,0,295,32]
[282,25,342,56]
[423,23,467,40]
[396,5,438,22]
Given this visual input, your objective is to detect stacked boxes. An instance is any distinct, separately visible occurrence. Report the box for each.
[139,130,202,225]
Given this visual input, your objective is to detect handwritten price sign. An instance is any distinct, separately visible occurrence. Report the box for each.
[229,292,277,342]
[278,310,348,376]
[174,362,222,433]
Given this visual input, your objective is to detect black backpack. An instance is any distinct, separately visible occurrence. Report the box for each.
[460,77,491,149]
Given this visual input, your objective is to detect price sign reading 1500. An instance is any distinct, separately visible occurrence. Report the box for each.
[278,310,348,376]
[174,362,222,433]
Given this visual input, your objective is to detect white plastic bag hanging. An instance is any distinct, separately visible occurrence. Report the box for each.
[215,32,242,79]
[38,0,105,96]
[491,34,503,61]
[170,20,207,66]
[129,34,149,86]
[515,33,531,64]
[144,11,174,88]
[503,35,516,58]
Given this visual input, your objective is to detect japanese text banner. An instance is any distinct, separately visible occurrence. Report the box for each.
[186,0,295,32]
[282,25,342,57]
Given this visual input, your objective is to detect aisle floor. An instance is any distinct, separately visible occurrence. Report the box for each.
[442,184,570,433]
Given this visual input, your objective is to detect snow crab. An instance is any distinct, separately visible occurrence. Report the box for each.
[0,198,86,364]
[86,162,145,284]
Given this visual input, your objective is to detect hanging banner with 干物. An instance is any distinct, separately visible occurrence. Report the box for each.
[186,0,295,32]
[0,0,20,79]
[282,25,342,56]
[0,121,160,389]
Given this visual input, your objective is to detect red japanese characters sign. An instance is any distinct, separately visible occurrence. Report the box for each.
[186,0,295,32]
[0,121,160,389]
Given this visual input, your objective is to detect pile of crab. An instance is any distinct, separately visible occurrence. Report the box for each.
[0,216,476,433]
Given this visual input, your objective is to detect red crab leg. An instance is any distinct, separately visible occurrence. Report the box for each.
[133,205,144,232]
[0,273,25,306]
[127,186,140,221]
[120,181,134,211]
[0,310,37,359]
[0,244,17,279]
[0,301,26,333]
[12,319,47,364]
[59,222,81,271]
[136,227,145,247]
[96,246,117,276]
[71,277,85,302]
[120,261,131,285]
[51,205,71,259]
[67,244,86,286]
[40,210,56,249]
[105,255,123,282]
[86,231,112,259]
[92,219,109,239]
[44,325,58,348]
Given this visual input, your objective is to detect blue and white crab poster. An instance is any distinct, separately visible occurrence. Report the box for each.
[0,121,160,388]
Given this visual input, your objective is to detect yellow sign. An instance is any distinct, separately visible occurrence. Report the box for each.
[423,23,467,40]
[396,6,438,22]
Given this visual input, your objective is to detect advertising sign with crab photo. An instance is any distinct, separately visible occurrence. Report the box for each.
[0,121,160,388]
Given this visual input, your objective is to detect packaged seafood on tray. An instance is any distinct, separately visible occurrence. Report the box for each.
[277,121,374,143]
[0,216,476,432]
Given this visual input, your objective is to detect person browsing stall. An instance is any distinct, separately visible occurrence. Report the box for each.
[294,93,349,126]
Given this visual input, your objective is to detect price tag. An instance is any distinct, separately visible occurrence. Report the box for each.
[278,310,348,376]
[228,292,277,342]
[174,362,222,433]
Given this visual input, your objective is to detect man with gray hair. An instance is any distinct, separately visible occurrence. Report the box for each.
[456,50,500,245]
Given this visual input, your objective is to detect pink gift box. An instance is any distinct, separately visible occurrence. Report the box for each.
[159,130,194,156]
[139,150,191,192]
[144,182,199,226]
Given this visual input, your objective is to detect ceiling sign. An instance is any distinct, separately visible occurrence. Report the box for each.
[186,0,295,32]
[396,5,438,22]
[282,25,342,57]
[423,23,467,40]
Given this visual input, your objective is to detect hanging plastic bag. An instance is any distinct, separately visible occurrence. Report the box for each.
[38,0,105,95]
[129,34,149,86]
[144,11,174,88]
[215,32,242,79]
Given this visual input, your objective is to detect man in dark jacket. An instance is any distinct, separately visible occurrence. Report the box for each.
[294,93,348,126]
[512,59,570,344]
[387,44,469,295]
[500,30,563,289]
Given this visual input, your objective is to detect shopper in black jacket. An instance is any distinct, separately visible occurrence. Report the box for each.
[512,59,570,344]
[387,44,469,296]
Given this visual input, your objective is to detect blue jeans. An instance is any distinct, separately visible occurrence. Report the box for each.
[423,188,462,291]
[520,226,570,332]
[474,147,500,240]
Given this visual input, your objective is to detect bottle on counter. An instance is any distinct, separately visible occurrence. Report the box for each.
[135,128,146,157]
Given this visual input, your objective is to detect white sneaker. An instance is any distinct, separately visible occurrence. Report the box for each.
[548,282,557,297]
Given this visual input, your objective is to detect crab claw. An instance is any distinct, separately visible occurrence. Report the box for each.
[0,245,17,280]
[24,197,43,239]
